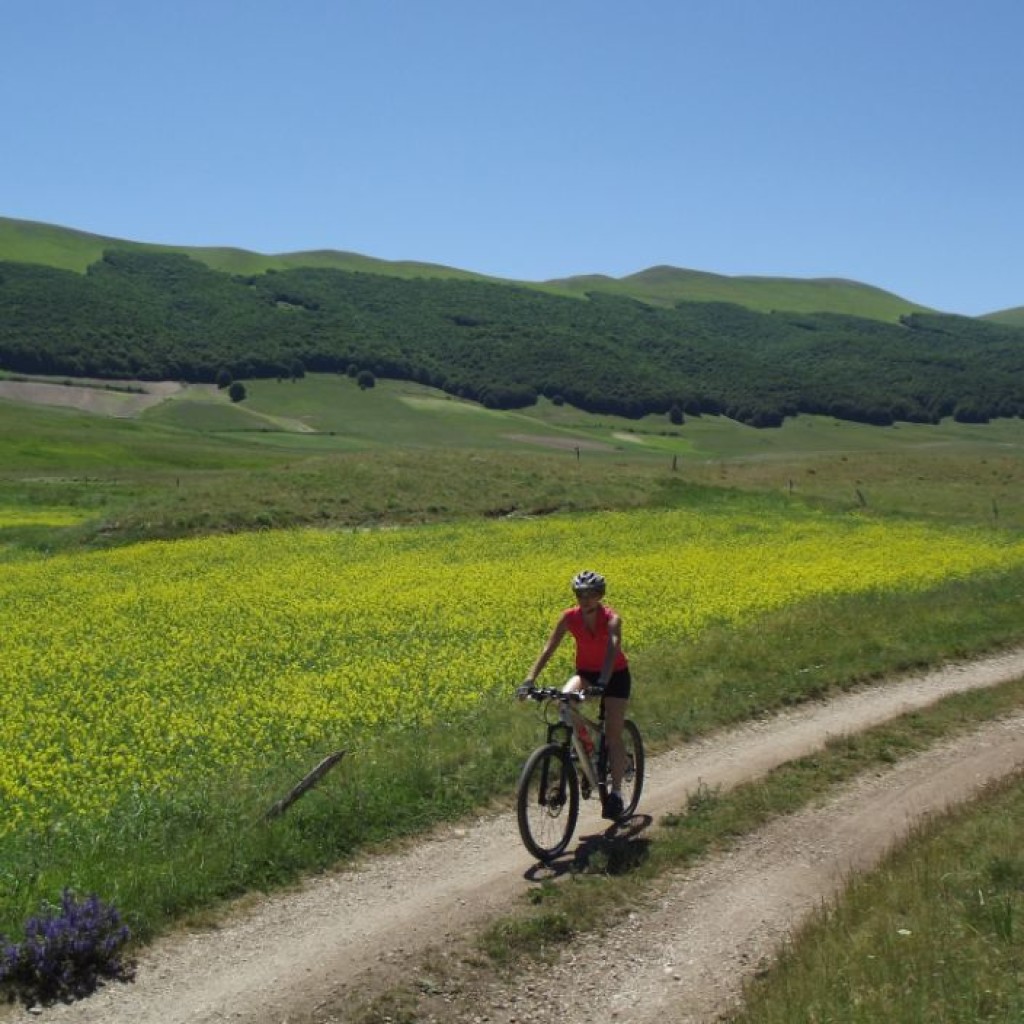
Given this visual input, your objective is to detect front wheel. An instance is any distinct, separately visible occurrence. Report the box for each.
[516,743,580,861]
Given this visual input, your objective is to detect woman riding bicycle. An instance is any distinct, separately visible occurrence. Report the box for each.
[521,569,632,821]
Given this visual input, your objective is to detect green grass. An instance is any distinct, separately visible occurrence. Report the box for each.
[0,397,276,471]
[984,305,1024,326]
[4,374,1024,552]
[735,768,1024,1023]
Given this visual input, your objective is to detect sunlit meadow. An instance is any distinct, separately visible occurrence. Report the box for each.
[0,505,89,529]
[3,502,1023,846]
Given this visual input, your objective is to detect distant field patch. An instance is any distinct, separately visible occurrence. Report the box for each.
[147,398,314,433]
[503,433,615,451]
[0,505,89,528]
[0,379,181,417]
[399,396,500,414]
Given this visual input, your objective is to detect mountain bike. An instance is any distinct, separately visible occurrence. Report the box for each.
[515,684,644,861]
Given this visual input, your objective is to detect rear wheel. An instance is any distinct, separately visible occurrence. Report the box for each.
[614,720,645,818]
[516,743,580,861]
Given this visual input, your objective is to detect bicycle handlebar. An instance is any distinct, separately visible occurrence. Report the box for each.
[516,684,603,703]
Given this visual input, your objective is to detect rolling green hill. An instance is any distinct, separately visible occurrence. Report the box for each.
[544,265,932,320]
[984,306,1024,327]
[1,216,928,321]
[0,216,488,282]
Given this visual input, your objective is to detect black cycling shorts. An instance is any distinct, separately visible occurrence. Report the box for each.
[578,667,632,701]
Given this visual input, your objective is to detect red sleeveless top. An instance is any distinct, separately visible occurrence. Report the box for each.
[562,604,628,673]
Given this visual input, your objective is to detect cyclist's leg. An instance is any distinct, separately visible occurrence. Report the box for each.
[566,673,597,758]
[562,673,585,694]
[601,667,632,793]
[602,696,628,791]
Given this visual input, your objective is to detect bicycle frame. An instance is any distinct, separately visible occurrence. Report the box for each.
[543,694,606,797]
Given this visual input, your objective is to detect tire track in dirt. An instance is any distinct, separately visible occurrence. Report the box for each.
[21,648,1024,1024]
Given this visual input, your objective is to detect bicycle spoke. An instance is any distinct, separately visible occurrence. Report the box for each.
[516,744,579,861]
[618,719,645,818]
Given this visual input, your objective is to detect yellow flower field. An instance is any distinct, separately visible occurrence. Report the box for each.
[2,504,1021,839]
[0,505,89,529]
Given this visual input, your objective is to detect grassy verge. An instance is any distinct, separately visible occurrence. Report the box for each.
[3,440,1021,554]
[638,565,1024,749]
[3,379,1024,552]
[735,763,1024,1022]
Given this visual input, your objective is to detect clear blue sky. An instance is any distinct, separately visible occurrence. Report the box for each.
[4,0,1022,315]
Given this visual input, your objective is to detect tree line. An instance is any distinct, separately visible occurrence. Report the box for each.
[2,248,1023,427]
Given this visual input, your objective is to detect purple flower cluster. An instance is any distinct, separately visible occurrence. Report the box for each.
[0,889,134,1006]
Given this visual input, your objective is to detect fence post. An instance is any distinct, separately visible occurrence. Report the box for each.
[265,750,346,820]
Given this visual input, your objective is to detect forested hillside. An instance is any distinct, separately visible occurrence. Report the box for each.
[2,248,1024,427]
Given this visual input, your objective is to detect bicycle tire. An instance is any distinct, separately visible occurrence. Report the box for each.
[516,743,580,861]
[619,719,645,818]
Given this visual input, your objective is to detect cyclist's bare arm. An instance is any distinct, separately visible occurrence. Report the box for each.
[597,611,623,687]
[523,615,569,685]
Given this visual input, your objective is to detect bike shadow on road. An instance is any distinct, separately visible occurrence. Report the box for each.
[523,813,654,882]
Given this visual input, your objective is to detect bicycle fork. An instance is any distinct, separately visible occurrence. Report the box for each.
[533,720,569,809]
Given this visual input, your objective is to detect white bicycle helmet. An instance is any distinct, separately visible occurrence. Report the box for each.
[572,569,606,594]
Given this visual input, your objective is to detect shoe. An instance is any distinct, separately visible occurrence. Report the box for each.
[602,792,624,821]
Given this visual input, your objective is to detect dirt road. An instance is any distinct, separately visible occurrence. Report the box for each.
[24,648,1024,1024]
